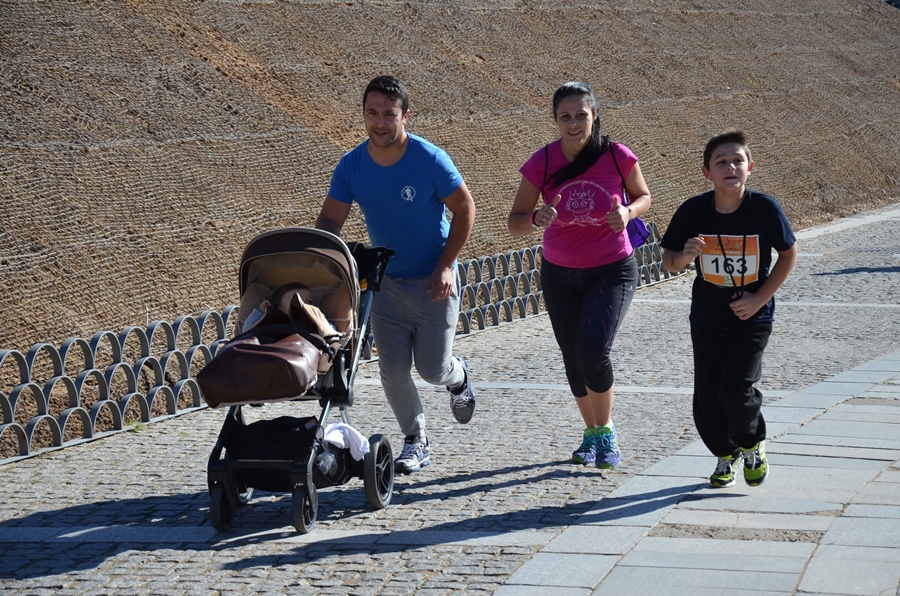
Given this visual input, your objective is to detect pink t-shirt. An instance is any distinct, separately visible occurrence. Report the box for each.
[520,140,638,269]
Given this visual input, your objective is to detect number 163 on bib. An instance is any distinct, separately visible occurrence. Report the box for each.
[698,234,760,287]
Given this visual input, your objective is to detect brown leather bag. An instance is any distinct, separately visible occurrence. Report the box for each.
[197,317,325,407]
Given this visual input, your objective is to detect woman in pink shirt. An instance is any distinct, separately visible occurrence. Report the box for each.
[508,81,652,468]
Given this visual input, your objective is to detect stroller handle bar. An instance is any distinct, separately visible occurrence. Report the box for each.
[346,243,395,292]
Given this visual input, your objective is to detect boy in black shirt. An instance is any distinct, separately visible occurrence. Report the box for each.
[661,130,798,488]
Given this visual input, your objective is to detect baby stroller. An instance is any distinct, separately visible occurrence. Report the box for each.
[198,228,395,534]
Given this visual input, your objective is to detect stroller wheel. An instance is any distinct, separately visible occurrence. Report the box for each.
[292,483,317,534]
[209,482,234,532]
[363,434,394,510]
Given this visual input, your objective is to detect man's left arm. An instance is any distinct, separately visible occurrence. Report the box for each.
[428,182,475,301]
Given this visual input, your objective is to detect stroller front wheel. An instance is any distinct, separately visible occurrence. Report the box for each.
[292,483,317,534]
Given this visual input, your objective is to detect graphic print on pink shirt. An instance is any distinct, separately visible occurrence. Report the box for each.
[558,179,617,226]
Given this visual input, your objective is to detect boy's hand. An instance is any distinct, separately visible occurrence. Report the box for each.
[729,291,766,320]
[682,236,706,259]
[606,194,629,232]
[669,236,705,270]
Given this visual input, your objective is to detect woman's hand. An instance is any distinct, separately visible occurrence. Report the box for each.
[534,195,562,228]
[606,195,630,233]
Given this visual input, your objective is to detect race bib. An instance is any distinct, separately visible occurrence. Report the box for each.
[698,234,760,287]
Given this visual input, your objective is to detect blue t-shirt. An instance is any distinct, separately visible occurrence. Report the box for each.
[328,133,464,278]
[661,189,796,328]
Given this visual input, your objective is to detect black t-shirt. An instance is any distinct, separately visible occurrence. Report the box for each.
[661,189,796,328]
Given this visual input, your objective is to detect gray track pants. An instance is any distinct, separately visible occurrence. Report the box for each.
[370,274,465,439]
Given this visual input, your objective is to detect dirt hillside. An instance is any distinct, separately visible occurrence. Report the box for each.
[1,0,898,352]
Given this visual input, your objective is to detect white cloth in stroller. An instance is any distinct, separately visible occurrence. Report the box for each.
[323,422,370,461]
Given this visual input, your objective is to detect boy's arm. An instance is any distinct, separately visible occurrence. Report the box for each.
[760,243,799,303]
[728,243,799,320]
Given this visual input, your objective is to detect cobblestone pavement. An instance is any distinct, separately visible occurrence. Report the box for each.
[1,205,898,595]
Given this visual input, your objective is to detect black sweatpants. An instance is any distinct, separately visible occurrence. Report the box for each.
[541,256,637,397]
[691,323,772,458]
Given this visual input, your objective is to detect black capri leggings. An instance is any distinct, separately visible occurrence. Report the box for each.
[541,255,638,397]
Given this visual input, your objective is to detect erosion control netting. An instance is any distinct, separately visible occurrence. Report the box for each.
[1,0,899,354]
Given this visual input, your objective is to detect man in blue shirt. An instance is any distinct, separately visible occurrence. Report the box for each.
[316,75,477,474]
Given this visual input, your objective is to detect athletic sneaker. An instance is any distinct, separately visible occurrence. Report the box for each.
[741,441,769,487]
[395,436,431,474]
[594,423,621,469]
[572,428,597,465]
[447,355,476,424]
[709,454,740,488]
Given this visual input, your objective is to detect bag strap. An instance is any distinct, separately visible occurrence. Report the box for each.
[542,144,549,195]
[234,322,333,359]
[609,141,651,246]
[609,142,630,206]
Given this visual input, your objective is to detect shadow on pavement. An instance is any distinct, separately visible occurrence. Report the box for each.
[813,266,900,275]
[0,462,694,578]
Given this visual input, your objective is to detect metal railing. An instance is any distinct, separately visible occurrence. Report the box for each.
[452,222,673,335]
[0,227,681,464]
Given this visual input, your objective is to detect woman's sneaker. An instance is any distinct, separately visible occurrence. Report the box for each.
[709,454,740,488]
[594,423,620,469]
[447,355,476,424]
[395,436,430,474]
[572,428,597,465]
[741,441,769,487]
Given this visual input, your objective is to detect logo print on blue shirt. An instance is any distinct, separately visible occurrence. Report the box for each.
[401,186,416,202]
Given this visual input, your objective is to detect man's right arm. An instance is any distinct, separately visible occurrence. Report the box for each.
[315,196,352,235]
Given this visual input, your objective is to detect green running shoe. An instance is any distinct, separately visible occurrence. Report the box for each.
[709,454,740,488]
[741,441,768,487]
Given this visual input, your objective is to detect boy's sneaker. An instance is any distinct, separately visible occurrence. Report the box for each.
[709,454,740,488]
[395,436,430,474]
[447,355,476,424]
[572,428,597,465]
[595,423,620,469]
[741,441,768,487]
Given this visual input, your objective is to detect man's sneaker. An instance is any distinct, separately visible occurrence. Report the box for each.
[709,454,740,488]
[595,423,621,469]
[395,436,430,474]
[741,441,768,487]
[447,355,476,424]
[572,428,597,465]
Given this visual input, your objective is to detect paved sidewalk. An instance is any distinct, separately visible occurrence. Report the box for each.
[498,351,900,596]
[0,204,898,595]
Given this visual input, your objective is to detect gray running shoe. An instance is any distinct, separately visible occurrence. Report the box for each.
[395,436,430,474]
[447,355,476,424]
